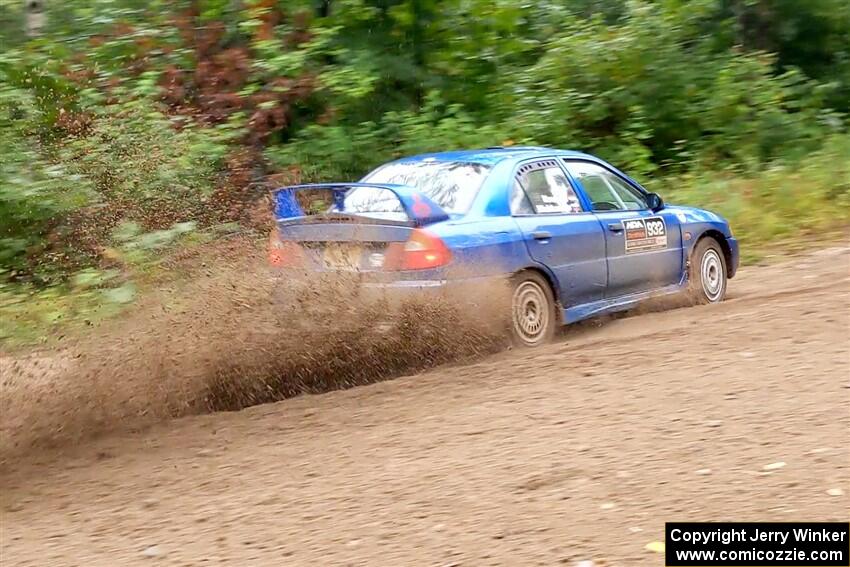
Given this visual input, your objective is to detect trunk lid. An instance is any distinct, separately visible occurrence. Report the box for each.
[272,183,450,272]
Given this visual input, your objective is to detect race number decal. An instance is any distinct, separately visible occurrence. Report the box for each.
[623,217,667,253]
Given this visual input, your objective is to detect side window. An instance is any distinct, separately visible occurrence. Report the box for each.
[510,180,535,215]
[514,161,582,214]
[577,171,619,210]
[607,176,646,211]
[563,160,647,212]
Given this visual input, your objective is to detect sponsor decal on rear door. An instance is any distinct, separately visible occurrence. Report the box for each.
[623,217,667,253]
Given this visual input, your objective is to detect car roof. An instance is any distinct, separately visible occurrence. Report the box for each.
[392,146,596,166]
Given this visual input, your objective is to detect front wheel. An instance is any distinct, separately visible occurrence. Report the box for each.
[687,237,728,304]
[510,271,557,347]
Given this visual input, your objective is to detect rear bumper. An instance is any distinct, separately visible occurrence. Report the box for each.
[271,268,505,305]
[359,275,506,304]
[361,278,446,294]
[358,279,449,305]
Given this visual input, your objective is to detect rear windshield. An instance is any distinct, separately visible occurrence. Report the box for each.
[341,161,490,217]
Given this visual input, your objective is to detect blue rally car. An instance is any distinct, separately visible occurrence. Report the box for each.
[269,147,739,347]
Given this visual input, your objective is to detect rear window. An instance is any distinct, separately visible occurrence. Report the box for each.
[344,160,491,216]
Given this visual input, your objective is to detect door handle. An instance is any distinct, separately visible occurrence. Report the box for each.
[531,231,552,240]
[607,222,624,233]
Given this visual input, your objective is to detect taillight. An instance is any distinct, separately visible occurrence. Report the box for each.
[385,229,452,271]
[268,228,305,268]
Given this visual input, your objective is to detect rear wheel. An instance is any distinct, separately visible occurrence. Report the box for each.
[688,237,728,304]
[510,271,557,347]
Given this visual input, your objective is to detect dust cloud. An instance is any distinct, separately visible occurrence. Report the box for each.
[0,240,510,463]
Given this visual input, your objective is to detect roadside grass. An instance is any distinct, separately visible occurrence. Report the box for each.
[2,137,848,349]
[657,135,850,263]
[0,283,125,347]
[0,228,250,350]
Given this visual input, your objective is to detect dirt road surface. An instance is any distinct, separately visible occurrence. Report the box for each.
[2,247,849,566]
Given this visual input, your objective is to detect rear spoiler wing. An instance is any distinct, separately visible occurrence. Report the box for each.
[272,183,450,227]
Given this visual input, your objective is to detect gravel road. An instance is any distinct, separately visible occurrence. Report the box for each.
[1,247,848,566]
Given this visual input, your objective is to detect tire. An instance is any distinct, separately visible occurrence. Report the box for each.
[687,237,728,304]
[510,271,557,347]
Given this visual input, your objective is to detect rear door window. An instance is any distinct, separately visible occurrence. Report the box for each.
[513,160,582,214]
[510,180,535,215]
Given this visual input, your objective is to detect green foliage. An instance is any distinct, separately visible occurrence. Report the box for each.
[57,105,229,217]
[0,138,92,273]
[0,88,94,273]
[0,49,231,279]
[267,94,507,181]
[1,0,849,346]
[0,278,125,345]
[109,220,198,267]
[265,0,848,181]
[506,13,838,168]
[656,134,850,257]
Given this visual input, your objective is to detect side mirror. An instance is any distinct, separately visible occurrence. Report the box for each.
[645,192,664,212]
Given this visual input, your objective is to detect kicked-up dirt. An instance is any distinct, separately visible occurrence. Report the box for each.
[1,247,848,566]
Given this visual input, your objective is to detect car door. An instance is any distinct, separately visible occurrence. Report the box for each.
[511,159,607,307]
[561,160,684,298]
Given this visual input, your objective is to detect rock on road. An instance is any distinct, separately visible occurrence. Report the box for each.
[1,247,848,566]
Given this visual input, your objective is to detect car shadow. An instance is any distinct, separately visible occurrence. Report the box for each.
[553,292,698,344]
